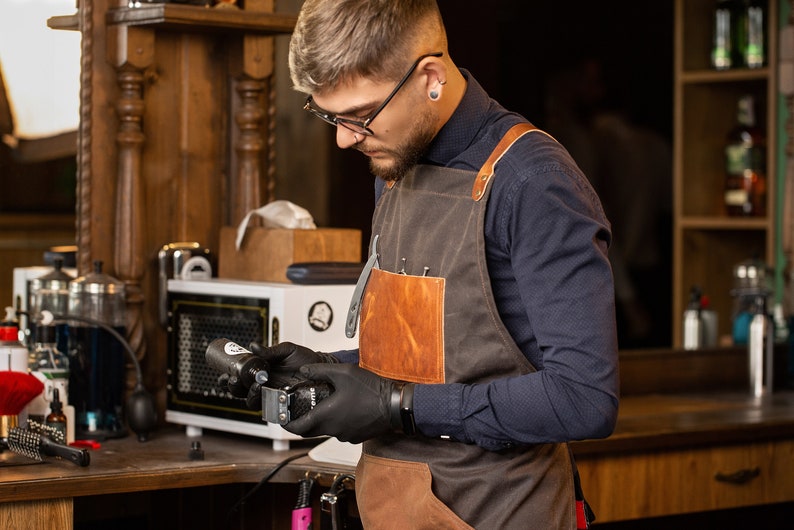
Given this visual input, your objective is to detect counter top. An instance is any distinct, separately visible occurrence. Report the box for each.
[3,391,794,504]
[572,391,794,456]
[0,429,347,504]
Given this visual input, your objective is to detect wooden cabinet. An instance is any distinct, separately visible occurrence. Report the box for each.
[672,0,779,346]
[578,439,794,522]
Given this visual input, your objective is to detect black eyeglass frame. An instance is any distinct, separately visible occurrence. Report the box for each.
[303,51,443,136]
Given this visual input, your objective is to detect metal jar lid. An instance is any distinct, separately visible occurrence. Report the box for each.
[69,260,125,295]
[29,257,74,293]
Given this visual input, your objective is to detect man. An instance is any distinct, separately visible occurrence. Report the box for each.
[247,1,619,527]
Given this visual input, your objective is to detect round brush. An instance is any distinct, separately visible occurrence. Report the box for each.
[0,371,45,439]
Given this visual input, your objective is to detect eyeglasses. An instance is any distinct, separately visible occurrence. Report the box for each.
[303,52,443,136]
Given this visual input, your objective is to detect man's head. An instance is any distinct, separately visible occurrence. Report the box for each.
[289,0,465,181]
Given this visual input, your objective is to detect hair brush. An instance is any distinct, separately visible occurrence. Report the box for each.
[5,427,90,467]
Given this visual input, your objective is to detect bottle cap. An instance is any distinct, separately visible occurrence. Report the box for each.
[0,306,20,341]
[51,388,63,413]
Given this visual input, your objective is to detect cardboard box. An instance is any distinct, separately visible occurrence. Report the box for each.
[218,226,361,283]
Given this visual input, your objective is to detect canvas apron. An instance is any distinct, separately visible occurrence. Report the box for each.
[353,124,575,529]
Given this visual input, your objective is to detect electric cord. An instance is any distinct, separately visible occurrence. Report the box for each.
[42,311,142,384]
[225,451,310,529]
[35,310,158,442]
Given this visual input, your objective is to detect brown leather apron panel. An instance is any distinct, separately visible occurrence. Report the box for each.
[359,268,446,384]
[356,453,474,530]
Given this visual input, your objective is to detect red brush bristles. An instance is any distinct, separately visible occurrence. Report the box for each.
[0,371,45,415]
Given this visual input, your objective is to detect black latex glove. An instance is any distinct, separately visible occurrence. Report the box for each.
[238,342,338,410]
[216,373,247,398]
[283,363,402,444]
[249,341,338,377]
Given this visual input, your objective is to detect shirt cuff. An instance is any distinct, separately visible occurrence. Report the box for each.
[333,349,360,364]
[413,383,470,443]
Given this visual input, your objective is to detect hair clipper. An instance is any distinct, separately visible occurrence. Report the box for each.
[205,338,333,425]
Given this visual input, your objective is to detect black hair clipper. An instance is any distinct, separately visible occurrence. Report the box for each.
[205,338,333,425]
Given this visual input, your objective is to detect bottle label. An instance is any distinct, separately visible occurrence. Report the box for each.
[725,144,764,175]
[725,145,748,174]
[725,188,749,206]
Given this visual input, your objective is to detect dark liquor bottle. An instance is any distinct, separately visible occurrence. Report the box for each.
[724,95,766,216]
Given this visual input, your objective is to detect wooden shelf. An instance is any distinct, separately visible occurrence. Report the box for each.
[106,4,296,34]
[672,0,778,347]
[678,216,771,230]
[680,67,772,84]
[48,4,297,34]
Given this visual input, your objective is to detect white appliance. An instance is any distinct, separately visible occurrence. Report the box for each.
[165,278,357,450]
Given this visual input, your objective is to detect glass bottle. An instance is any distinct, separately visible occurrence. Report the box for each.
[738,0,766,68]
[724,95,766,216]
[683,285,703,350]
[29,323,69,372]
[0,307,28,372]
[712,0,735,70]
[27,323,70,424]
[46,387,68,443]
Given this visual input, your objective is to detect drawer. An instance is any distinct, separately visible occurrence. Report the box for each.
[576,439,794,522]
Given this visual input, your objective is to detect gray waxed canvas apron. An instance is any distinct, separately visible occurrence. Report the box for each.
[353,124,576,529]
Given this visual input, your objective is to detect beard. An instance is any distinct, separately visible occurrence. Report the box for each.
[356,107,437,182]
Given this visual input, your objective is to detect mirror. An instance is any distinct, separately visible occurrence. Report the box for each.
[0,0,79,307]
[0,0,78,212]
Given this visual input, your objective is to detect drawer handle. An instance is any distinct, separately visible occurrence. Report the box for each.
[714,467,760,485]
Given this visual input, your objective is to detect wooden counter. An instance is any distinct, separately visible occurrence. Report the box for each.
[0,429,351,529]
[2,391,794,528]
[573,392,794,522]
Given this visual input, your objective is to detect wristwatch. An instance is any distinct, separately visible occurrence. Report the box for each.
[399,383,416,436]
[390,382,416,436]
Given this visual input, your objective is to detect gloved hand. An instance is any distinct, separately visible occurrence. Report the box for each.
[249,341,338,378]
[283,363,415,444]
[228,342,337,410]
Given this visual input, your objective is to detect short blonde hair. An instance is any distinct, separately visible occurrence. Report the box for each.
[289,0,445,94]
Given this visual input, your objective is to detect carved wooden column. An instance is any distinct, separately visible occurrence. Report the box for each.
[232,78,269,221]
[106,25,154,362]
[229,0,276,225]
[114,66,147,360]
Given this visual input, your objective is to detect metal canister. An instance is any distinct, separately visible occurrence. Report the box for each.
[67,261,128,439]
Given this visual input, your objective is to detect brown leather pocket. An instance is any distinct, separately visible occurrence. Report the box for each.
[356,453,474,530]
[359,268,445,384]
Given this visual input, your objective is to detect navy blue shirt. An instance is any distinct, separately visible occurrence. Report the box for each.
[340,71,619,450]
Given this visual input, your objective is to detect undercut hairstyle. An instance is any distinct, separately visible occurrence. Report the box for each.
[289,0,446,94]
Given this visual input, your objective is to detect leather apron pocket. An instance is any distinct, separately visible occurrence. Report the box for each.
[359,268,445,384]
[356,453,474,530]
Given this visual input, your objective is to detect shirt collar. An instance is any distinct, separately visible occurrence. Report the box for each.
[423,69,491,167]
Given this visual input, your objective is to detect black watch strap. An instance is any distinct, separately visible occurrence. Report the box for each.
[399,383,416,436]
